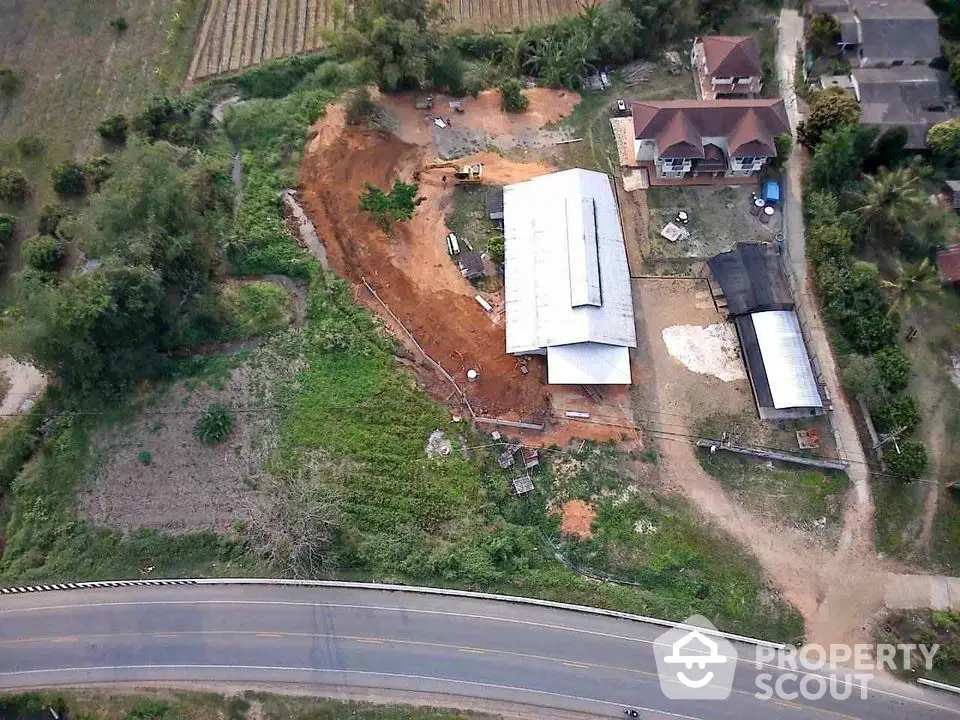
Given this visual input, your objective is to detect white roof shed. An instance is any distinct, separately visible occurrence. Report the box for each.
[503,169,637,385]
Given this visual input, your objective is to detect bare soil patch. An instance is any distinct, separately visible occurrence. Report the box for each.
[78,367,273,535]
[299,103,554,420]
[555,499,596,539]
[0,357,46,415]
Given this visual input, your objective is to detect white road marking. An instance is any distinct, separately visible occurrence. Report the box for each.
[0,664,704,720]
[1,598,957,715]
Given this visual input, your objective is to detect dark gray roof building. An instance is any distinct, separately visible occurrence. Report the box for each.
[485,188,504,221]
[852,66,954,148]
[458,250,485,280]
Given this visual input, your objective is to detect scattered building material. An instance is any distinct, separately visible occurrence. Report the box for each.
[796,429,822,450]
[581,385,603,403]
[944,180,960,211]
[475,295,493,312]
[521,447,540,469]
[555,138,584,145]
[449,100,464,112]
[512,474,535,495]
[415,96,434,110]
[660,222,688,243]
[447,233,461,255]
[695,439,848,471]
[497,449,516,468]
[434,117,447,129]
[475,417,545,431]
[458,250,485,280]
[565,410,590,419]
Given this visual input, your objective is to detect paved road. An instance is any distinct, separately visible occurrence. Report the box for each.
[2,585,959,719]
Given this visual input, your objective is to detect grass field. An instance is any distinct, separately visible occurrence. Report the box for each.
[0,0,205,237]
[876,609,960,685]
[0,690,498,720]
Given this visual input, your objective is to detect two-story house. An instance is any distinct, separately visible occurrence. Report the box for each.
[631,99,790,184]
[691,36,764,99]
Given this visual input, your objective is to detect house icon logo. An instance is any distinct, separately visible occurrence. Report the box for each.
[653,615,738,700]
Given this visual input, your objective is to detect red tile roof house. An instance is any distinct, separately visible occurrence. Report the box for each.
[691,36,764,100]
[631,99,791,185]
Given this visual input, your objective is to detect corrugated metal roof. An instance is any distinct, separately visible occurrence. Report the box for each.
[750,310,823,409]
[547,344,632,384]
[504,169,637,355]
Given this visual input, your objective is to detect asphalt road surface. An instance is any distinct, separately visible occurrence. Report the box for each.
[1,584,959,719]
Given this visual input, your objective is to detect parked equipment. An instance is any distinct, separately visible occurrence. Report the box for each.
[421,161,484,185]
[414,95,434,110]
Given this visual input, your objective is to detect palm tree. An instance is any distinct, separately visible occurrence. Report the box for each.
[881,257,942,315]
[856,168,926,242]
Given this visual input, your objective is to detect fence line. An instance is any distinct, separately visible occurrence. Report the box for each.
[361,277,476,418]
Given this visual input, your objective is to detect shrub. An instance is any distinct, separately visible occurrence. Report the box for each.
[797,87,861,147]
[83,155,114,191]
[498,78,529,113]
[109,16,128,32]
[884,440,929,481]
[0,168,29,201]
[37,203,71,237]
[52,161,87,195]
[345,87,374,126]
[487,234,504,264]
[16,133,45,157]
[21,234,65,272]
[771,132,793,170]
[0,213,14,246]
[0,65,23,97]
[872,395,921,435]
[193,403,235,444]
[137,449,152,465]
[359,179,422,233]
[875,346,912,393]
[97,114,129,143]
[840,353,889,408]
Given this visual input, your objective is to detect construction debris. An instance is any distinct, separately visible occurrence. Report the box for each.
[521,447,540,469]
[426,429,453,458]
[565,410,590,419]
[474,295,493,312]
[497,449,516,468]
[622,61,655,86]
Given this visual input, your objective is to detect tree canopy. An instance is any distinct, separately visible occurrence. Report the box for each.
[797,88,861,147]
[927,118,960,165]
[359,179,422,233]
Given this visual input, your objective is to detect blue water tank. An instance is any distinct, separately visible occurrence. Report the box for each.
[762,180,780,205]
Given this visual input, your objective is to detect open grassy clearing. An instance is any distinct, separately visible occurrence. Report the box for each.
[0,689,497,720]
[0,0,206,231]
[692,412,848,536]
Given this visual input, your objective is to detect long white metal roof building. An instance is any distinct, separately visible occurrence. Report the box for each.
[503,169,637,385]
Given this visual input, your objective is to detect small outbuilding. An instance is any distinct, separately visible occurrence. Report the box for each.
[708,242,825,420]
[458,250,485,280]
[485,188,504,223]
[944,181,960,211]
[936,244,960,285]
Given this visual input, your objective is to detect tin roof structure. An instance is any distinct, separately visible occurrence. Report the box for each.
[503,169,636,385]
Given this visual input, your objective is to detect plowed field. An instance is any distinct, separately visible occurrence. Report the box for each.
[188,0,593,81]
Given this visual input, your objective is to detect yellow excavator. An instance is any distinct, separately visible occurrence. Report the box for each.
[415,161,483,185]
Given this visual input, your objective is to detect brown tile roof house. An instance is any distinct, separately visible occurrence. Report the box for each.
[693,36,763,99]
[631,99,790,183]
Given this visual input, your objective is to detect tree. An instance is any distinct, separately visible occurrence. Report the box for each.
[0,65,23,98]
[808,124,876,193]
[359,179,422,232]
[806,13,841,57]
[0,168,29,202]
[771,132,793,170]
[37,203,71,238]
[487,234,504,264]
[872,395,921,434]
[880,258,942,315]
[21,235,65,272]
[109,16,128,32]
[884,440,929,481]
[52,161,87,195]
[855,168,925,243]
[927,118,960,164]
[840,353,890,408]
[97,114,129,143]
[325,0,444,91]
[865,125,908,173]
[874,346,912,393]
[797,87,861,147]
[499,78,529,112]
[0,214,14,250]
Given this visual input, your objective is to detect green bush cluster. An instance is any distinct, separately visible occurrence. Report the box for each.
[193,403,235,444]
[21,234,65,272]
[498,78,529,113]
[52,161,87,195]
[0,213,14,246]
[0,167,29,201]
[97,113,129,143]
[132,95,211,146]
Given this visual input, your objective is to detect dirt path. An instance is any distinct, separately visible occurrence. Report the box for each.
[917,391,948,552]
[0,357,47,416]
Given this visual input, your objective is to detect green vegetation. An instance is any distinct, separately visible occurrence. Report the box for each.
[877,610,960,685]
[21,233,65,272]
[0,212,14,246]
[110,16,129,32]
[0,167,29,201]
[138,449,152,465]
[499,78,529,112]
[444,185,501,256]
[193,403,235,444]
[52,160,87,195]
[797,88,861,147]
[0,690,500,720]
[806,13,841,57]
[221,281,292,338]
[16,133,46,157]
[98,114,130,143]
[0,65,23,97]
[359,179,422,233]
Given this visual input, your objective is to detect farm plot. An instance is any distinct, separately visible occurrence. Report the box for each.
[188,0,592,81]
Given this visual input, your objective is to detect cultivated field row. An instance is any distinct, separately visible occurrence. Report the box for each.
[188,0,589,81]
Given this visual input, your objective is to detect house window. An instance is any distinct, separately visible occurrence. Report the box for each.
[736,156,758,164]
